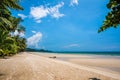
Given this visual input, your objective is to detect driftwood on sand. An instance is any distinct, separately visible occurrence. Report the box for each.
[49,56,56,59]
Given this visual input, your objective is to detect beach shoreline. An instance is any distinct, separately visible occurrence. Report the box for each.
[30,52,120,72]
[0,52,120,80]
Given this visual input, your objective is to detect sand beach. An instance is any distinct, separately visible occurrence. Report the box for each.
[0,52,120,80]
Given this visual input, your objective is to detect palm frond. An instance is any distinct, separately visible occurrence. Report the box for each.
[3,0,23,10]
[0,17,13,31]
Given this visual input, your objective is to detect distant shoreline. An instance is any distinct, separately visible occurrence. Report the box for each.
[26,48,120,56]
[28,51,120,56]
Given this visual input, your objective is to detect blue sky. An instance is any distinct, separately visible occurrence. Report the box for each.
[12,0,120,51]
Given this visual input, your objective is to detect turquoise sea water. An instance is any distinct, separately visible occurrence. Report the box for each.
[53,52,120,56]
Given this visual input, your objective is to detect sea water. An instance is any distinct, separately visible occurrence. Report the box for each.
[54,52,120,56]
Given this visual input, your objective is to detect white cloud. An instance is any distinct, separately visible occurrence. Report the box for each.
[70,0,79,6]
[12,30,25,37]
[14,30,19,36]
[48,2,64,18]
[30,6,49,20]
[19,32,25,37]
[32,31,36,33]
[64,44,80,48]
[36,20,41,23]
[27,32,42,48]
[30,2,64,23]
[18,14,27,19]
[104,46,120,50]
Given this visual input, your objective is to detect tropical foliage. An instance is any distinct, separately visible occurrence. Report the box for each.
[0,0,26,57]
[98,0,120,32]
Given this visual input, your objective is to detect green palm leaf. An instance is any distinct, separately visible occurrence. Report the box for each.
[1,0,23,10]
[0,17,13,31]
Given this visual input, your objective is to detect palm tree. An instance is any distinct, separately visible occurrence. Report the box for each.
[0,0,23,10]
[13,36,26,52]
[0,0,23,32]
[0,30,18,57]
[0,30,9,57]
[0,0,26,57]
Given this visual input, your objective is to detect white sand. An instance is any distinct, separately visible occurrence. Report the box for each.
[0,52,120,80]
